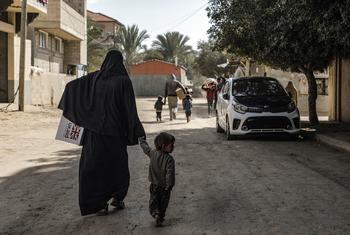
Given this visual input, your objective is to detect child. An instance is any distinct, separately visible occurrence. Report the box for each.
[139,133,175,227]
[154,96,165,122]
[183,94,192,122]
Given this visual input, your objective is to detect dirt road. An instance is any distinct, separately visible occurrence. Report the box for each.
[1,98,350,234]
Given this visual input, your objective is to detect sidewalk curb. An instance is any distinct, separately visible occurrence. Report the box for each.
[315,134,350,153]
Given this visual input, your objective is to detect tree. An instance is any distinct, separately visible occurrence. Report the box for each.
[87,18,106,72]
[141,47,164,61]
[108,24,149,66]
[152,32,193,65]
[207,0,350,125]
[194,40,231,77]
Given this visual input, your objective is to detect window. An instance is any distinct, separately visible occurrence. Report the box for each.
[54,37,62,53]
[38,31,47,48]
[221,82,230,99]
[232,78,287,97]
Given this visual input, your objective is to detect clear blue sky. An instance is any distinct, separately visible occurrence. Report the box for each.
[87,0,210,49]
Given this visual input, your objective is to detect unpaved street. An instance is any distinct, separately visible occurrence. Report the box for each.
[1,98,350,235]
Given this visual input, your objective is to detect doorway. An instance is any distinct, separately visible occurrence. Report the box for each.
[0,31,8,102]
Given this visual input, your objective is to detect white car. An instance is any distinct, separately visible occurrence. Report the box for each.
[216,76,300,140]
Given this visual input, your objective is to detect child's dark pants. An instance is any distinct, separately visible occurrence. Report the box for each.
[149,184,171,219]
[156,112,162,120]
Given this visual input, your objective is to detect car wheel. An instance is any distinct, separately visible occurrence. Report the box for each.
[216,112,224,133]
[226,118,234,140]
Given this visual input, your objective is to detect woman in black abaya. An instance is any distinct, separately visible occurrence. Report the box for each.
[58,50,145,216]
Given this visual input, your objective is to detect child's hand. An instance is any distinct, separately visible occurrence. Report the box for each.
[138,136,146,142]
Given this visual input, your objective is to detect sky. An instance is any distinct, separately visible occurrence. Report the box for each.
[87,0,211,50]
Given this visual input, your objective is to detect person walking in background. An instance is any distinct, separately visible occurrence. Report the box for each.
[202,82,217,117]
[182,87,192,110]
[59,50,145,216]
[164,74,186,121]
[285,81,298,106]
[139,133,176,227]
[154,95,165,122]
[214,77,225,110]
[183,94,192,123]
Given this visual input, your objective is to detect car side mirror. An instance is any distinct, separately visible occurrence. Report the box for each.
[223,93,229,100]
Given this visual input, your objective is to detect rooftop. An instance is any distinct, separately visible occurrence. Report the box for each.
[87,10,124,26]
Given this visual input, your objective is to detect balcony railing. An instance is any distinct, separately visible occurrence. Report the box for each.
[7,0,48,14]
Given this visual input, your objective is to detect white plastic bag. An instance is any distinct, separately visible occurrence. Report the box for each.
[55,116,84,145]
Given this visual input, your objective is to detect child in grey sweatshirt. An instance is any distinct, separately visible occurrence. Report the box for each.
[139,132,175,227]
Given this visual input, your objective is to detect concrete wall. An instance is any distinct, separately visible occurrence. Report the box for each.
[7,36,32,103]
[340,59,350,123]
[33,0,85,41]
[130,75,168,97]
[326,59,350,123]
[266,68,329,117]
[30,71,74,105]
[63,0,85,17]
[298,95,329,116]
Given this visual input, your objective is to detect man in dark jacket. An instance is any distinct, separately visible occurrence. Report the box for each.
[164,74,185,121]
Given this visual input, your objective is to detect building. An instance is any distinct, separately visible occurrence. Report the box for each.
[0,0,48,103]
[328,58,350,124]
[87,10,123,45]
[129,59,189,97]
[31,0,87,75]
[0,0,87,106]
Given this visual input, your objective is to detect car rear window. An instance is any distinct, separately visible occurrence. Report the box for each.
[232,78,287,97]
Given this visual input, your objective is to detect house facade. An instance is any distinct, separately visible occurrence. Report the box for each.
[31,0,87,74]
[0,0,87,106]
[0,0,48,103]
[87,10,123,45]
[129,59,189,97]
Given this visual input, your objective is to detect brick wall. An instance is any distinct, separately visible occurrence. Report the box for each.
[129,60,185,78]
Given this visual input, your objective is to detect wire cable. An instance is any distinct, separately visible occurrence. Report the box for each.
[152,2,208,34]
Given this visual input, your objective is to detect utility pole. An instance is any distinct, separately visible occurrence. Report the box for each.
[19,0,27,111]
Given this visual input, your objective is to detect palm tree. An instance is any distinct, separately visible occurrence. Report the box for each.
[152,32,193,64]
[109,24,149,66]
[87,18,106,72]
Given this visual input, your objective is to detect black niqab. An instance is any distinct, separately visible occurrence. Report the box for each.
[58,50,145,145]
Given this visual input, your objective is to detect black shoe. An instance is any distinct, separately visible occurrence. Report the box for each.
[96,204,108,216]
[110,199,125,210]
[155,214,162,227]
